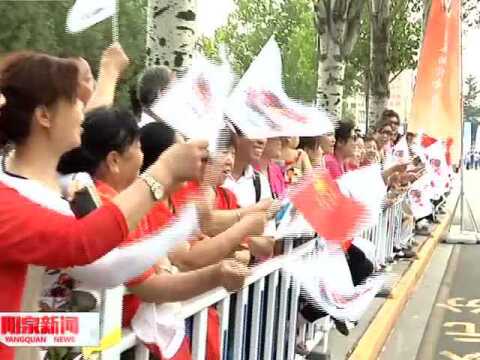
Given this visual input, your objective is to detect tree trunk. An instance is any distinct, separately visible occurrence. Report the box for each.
[314,0,366,117]
[316,33,346,117]
[369,0,390,127]
[146,0,197,74]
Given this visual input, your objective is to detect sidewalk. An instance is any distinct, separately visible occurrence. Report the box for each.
[309,214,451,360]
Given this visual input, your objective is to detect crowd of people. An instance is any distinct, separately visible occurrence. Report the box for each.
[0,42,451,360]
[464,149,480,170]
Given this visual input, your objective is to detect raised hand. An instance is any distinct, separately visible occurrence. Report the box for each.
[100,42,129,76]
[216,259,250,292]
[152,140,209,184]
[240,212,267,237]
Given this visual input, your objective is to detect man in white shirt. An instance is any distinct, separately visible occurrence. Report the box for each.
[222,135,276,236]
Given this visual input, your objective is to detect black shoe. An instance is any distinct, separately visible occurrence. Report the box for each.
[376,286,393,298]
[415,227,431,236]
[334,319,350,336]
[396,249,417,259]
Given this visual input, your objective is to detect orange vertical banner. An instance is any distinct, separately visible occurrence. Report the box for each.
[409,0,461,163]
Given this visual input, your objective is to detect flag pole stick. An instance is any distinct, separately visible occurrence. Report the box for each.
[112,0,119,43]
[446,0,480,243]
[459,0,465,232]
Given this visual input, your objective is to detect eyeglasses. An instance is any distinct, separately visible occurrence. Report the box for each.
[390,121,400,126]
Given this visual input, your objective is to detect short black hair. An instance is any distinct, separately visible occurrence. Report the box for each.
[375,118,392,131]
[381,109,400,124]
[335,119,356,146]
[58,107,139,176]
[216,126,237,152]
[298,137,320,151]
[137,65,172,109]
[139,121,176,172]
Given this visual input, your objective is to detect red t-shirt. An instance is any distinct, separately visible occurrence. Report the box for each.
[95,180,200,327]
[0,181,128,360]
[214,186,239,210]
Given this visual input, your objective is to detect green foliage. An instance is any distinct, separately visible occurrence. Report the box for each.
[464,74,480,121]
[0,0,148,107]
[200,0,317,103]
[343,0,422,98]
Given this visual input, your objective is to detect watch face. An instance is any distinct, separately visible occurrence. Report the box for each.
[154,187,164,200]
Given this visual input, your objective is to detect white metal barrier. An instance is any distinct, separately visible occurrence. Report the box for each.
[96,198,413,360]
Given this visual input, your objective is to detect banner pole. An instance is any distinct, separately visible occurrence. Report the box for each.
[459,0,465,232]
[112,0,119,43]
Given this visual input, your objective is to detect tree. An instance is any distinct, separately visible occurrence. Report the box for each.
[464,74,480,118]
[464,74,480,146]
[367,0,391,125]
[342,0,421,130]
[146,0,197,73]
[313,0,367,116]
[367,0,422,126]
[0,0,148,107]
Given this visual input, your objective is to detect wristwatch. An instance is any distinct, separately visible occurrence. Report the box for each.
[140,172,165,201]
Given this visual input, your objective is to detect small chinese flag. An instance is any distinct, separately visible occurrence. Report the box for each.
[288,169,366,243]
[420,134,438,148]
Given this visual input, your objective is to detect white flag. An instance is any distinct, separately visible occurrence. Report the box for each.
[66,0,116,33]
[226,37,335,139]
[150,52,234,151]
[336,164,387,232]
[67,203,199,288]
[385,136,410,168]
[423,140,450,198]
[286,245,385,322]
[408,175,434,219]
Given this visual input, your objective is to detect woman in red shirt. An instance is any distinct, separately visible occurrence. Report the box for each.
[58,109,263,359]
[0,52,207,360]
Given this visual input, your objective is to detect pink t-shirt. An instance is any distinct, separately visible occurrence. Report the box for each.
[254,161,286,199]
[324,154,344,179]
[267,162,286,198]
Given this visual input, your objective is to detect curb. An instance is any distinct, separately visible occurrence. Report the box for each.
[347,215,451,360]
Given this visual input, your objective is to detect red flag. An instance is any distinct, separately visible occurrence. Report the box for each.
[420,134,438,148]
[409,0,461,162]
[289,169,366,243]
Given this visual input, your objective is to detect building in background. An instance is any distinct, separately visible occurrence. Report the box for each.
[343,69,416,135]
[387,69,416,131]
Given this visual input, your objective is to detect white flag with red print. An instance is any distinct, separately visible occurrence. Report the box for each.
[408,175,434,219]
[385,136,410,168]
[423,140,450,199]
[66,0,116,33]
[226,37,334,139]
[336,164,387,232]
[150,52,234,150]
[286,243,385,322]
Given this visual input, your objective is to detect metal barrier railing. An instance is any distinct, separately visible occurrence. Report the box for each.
[97,197,413,360]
